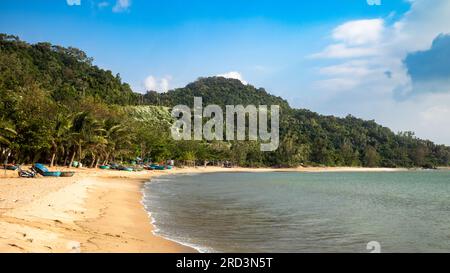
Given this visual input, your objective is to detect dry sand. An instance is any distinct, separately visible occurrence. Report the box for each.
[0,168,194,253]
[0,165,406,253]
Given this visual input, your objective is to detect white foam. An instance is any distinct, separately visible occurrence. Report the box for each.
[140,180,215,253]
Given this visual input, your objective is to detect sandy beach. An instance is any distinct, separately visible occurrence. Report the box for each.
[0,165,406,253]
[0,167,196,253]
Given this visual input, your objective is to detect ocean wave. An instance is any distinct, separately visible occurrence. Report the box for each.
[140,181,215,253]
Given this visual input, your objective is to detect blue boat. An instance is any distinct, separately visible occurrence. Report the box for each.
[118,165,133,172]
[33,163,61,177]
[4,165,18,171]
[149,164,166,170]
[109,163,119,170]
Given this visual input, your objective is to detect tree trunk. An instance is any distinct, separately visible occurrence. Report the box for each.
[103,152,110,165]
[63,154,68,167]
[90,154,96,168]
[68,150,76,168]
[50,152,56,167]
[78,144,82,163]
[95,157,100,169]
[4,149,10,166]
[140,143,145,162]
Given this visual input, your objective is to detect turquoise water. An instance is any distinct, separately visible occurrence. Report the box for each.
[142,171,450,253]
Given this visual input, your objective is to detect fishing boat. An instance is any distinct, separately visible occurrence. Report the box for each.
[33,163,62,177]
[109,163,119,170]
[60,171,75,177]
[3,165,19,171]
[149,164,166,170]
[118,165,133,172]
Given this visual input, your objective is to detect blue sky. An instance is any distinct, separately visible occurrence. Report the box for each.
[0,0,409,93]
[1,0,450,144]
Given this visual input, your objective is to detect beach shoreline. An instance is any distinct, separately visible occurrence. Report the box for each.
[0,165,412,253]
[0,167,195,253]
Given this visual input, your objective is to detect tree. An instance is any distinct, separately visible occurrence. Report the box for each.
[0,121,17,165]
[69,112,103,167]
[411,143,428,167]
[363,146,380,167]
[340,142,360,166]
[49,113,72,167]
[0,122,16,147]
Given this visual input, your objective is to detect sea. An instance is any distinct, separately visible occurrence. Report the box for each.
[142,171,450,253]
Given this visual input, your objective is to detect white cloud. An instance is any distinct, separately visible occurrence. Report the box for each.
[391,0,450,54]
[420,105,450,124]
[314,78,359,92]
[160,77,170,92]
[311,43,379,59]
[333,19,384,46]
[318,60,372,77]
[378,93,450,145]
[144,75,171,93]
[112,0,131,13]
[66,0,81,6]
[144,76,157,91]
[308,0,450,144]
[311,19,384,59]
[216,71,248,85]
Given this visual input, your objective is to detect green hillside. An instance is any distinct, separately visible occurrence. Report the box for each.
[1,34,449,168]
[142,76,290,109]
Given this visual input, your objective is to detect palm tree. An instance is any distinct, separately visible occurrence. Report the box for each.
[50,114,73,167]
[0,124,17,147]
[0,121,17,165]
[87,133,108,168]
[102,123,130,165]
[68,112,103,168]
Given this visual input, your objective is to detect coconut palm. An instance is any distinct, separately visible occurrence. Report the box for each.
[68,112,104,168]
[49,114,73,167]
[101,123,131,165]
[0,123,17,147]
[87,133,108,168]
[0,121,17,165]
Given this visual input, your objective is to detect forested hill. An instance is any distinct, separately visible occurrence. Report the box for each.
[142,77,291,109]
[1,34,449,168]
[0,34,139,105]
[142,76,450,167]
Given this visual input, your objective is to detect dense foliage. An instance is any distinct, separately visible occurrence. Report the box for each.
[1,34,449,168]
[141,76,450,168]
[142,77,290,110]
[0,34,139,105]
